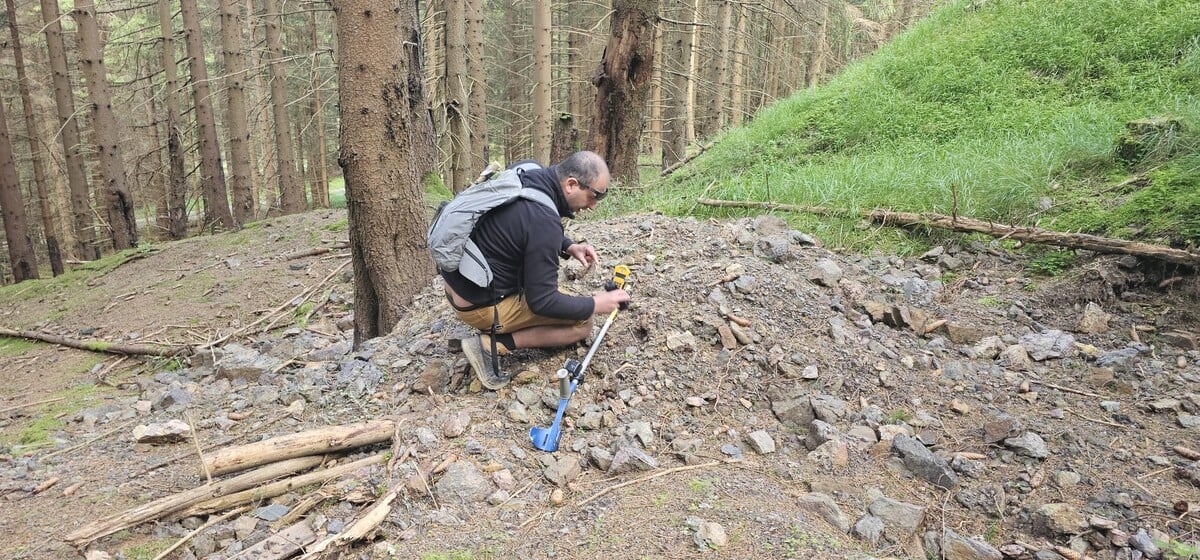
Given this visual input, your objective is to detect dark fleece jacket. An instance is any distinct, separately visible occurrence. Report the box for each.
[439,164,594,321]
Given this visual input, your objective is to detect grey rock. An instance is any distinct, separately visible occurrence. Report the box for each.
[810,394,848,422]
[543,456,583,487]
[190,534,217,557]
[745,430,776,454]
[589,447,614,471]
[609,446,659,474]
[434,462,492,502]
[998,345,1034,370]
[132,419,192,444]
[868,496,926,537]
[153,386,193,411]
[233,515,257,540]
[252,503,290,522]
[754,236,792,262]
[809,259,843,287]
[854,515,885,545]
[1033,503,1089,536]
[442,411,471,438]
[982,415,1022,444]
[1179,415,1200,428]
[942,529,1003,560]
[665,331,697,352]
[1019,330,1077,361]
[1076,303,1111,334]
[694,520,728,549]
[627,421,654,446]
[506,401,529,423]
[892,434,958,489]
[1004,431,1050,459]
[336,360,385,396]
[720,443,743,458]
[770,393,815,430]
[1130,529,1161,558]
[214,343,283,382]
[797,492,850,533]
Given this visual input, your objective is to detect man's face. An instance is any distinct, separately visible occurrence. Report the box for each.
[565,174,610,212]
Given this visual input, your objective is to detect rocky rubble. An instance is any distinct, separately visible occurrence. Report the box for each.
[4,213,1198,559]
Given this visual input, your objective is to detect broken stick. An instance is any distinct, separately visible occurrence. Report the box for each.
[183,454,387,517]
[66,456,323,546]
[201,419,394,477]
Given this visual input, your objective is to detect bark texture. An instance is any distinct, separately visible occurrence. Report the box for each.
[180,0,236,231]
[73,0,138,251]
[532,0,553,163]
[332,0,437,344]
[5,0,61,275]
[157,0,189,239]
[40,0,98,260]
[220,0,255,224]
[590,0,659,186]
[0,94,38,281]
[264,0,305,214]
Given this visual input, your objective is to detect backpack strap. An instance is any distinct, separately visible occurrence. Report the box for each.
[518,188,557,214]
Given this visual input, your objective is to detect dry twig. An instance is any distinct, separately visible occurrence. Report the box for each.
[578,460,734,507]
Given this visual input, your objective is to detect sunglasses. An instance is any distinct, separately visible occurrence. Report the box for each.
[575,178,608,201]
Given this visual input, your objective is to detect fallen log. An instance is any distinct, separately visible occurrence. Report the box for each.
[183,454,386,517]
[696,197,1200,267]
[0,327,192,357]
[66,456,323,547]
[202,419,394,477]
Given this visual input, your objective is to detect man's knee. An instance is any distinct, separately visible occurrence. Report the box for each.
[568,319,593,343]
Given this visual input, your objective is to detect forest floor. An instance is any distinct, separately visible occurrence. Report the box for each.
[0,209,1198,560]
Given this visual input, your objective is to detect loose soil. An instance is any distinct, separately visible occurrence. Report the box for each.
[1,210,1197,560]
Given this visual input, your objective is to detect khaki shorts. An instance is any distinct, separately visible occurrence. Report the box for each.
[451,293,589,334]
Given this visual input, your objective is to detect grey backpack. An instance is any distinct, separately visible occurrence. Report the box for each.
[427,164,556,288]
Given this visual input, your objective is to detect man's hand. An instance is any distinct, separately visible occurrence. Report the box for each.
[564,243,598,268]
[592,288,631,314]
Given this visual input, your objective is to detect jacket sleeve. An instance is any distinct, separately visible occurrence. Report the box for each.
[522,210,594,320]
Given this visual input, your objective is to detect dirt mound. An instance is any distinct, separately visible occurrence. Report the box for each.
[1,210,1197,559]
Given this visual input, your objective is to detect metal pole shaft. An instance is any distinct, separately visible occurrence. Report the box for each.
[576,307,619,378]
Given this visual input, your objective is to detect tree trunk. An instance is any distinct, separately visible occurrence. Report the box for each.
[714,0,733,129]
[532,0,553,163]
[444,0,471,192]
[686,0,700,143]
[589,0,658,186]
[806,0,830,87]
[73,0,138,251]
[220,0,255,225]
[662,1,694,169]
[307,11,330,208]
[248,0,273,216]
[263,0,305,214]
[333,0,437,345]
[5,0,61,275]
[503,0,526,162]
[550,114,577,163]
[40,0,98,261]
[157,0,190,239]
[730,3,747,126]
[0,95,39,282]
[648,24,664,158]
[466,0,488,172]
[180,0,236,231]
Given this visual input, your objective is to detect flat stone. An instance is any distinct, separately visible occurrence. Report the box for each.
[892,434,958,489]
[854,515,885,545]
[797,492,850,533]
[434,461,493,502]
[608,446,658,474]
[1019,330,1077,361]
[132,419,192,444]
[1075,302,1111,334]
[1033,503,1088,536]
[1004,431,1050,459]
[942,529,1002,560]
[745,430,776,454]
[868,496,926,537]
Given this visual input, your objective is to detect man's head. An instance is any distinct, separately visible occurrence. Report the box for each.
[556,151,611,212]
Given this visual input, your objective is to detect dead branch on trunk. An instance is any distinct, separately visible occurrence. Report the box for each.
[66,456,323,547]
[183,454,387,517]
[202,419,395,477]
[0,327,192,357]
[661,141,716,177]
[696,198,1200,267]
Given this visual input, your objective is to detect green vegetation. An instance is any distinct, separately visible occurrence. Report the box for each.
[1159,539,1200,560]
[120,537,175,560]
[0,246,157,304]
[615,0,1199,258]
[420,551,488,560]
[884,408,913,424]
[976,295,1004,308]
[1028,249,1079,276]
[0,336,37,355]
[1,383,103,449]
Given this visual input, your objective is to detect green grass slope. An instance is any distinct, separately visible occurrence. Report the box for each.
[633,0,1200,254]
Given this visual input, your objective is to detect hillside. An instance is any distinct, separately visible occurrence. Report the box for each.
[642,0,1200,254]
[0,210,1198,559]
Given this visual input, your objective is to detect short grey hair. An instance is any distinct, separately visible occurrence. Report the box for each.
[556,151,608,186]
